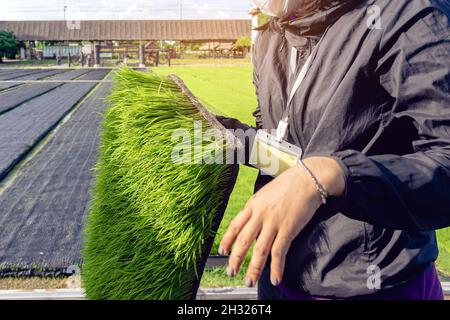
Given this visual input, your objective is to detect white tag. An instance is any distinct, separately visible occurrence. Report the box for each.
[276,119,289,142]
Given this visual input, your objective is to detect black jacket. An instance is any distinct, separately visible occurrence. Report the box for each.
[247,0,450,298]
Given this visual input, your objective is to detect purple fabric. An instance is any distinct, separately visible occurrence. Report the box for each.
[279,265,444,300]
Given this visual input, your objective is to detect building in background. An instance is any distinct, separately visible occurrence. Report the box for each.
[0,20,252,67]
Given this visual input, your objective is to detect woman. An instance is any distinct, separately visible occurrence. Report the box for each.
[218,0,450,300]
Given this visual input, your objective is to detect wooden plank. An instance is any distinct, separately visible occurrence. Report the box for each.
[0,287,258,300]
[0,283,448,300]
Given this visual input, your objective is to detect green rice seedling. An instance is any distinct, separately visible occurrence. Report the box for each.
[82,68,239,300]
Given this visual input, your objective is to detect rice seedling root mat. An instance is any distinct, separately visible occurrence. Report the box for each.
[83,68,240,300]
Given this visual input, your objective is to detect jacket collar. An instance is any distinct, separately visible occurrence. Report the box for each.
[273,0,363,39]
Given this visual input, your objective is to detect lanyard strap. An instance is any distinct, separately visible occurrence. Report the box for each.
[275,49,314,142]
[275,29,330,142]
[288,50,314,107]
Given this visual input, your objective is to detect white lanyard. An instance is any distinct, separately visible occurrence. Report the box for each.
[275,48,314,142]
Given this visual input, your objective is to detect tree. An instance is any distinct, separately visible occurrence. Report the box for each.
[234,36,252,57]
[0,31,18,63]
[185,42,202,52]
[234,36,252,49]
[258,13,271,27]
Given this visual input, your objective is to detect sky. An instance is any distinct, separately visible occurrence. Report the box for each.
[0,0,254,21]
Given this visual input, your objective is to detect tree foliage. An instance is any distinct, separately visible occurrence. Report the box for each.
[0,31,18,62]
[234,36,252,49]
[258,13,271,27]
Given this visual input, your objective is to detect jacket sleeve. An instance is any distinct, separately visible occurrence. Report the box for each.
[332,6,450,232]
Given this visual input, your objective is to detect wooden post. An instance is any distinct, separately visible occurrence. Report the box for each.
[56,45,61,65]
[155,50,160,67]
[27,41,33,60]
[20,47,26,60]
[94,41,101,68]
[139,42,146,68]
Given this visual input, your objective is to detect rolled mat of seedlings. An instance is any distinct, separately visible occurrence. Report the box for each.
[82,68,241,300]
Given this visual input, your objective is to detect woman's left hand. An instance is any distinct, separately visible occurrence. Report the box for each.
[218,157,346,287]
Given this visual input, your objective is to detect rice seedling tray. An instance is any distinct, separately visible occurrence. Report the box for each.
[83,69,241,300]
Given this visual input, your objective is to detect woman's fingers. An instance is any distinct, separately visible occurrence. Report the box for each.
[227,217,262,277]
[270,231,293,286]
[245,226,277,287]
[219,205,252,255]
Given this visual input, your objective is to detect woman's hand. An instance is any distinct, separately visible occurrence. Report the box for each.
[218,157,346,287]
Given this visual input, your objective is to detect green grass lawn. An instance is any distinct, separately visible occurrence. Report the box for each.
[437,230,450,280]
[156,64,450,287]
[0,59,58,67]
[170,58,251,67]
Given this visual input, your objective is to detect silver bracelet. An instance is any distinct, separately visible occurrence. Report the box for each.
[297,158,329,205]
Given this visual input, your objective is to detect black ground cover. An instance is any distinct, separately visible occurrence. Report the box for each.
[0,69,111,116]
[0,69,73,91]
[0,82,97,181]
[0,69,30,76]
[0,81,112,276]
[50,69,91,81]
[79,69,111,80]
[0,69,49,81]
[0,83,66,114]
[18,69,70,80]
